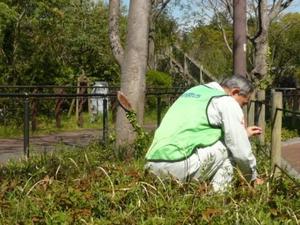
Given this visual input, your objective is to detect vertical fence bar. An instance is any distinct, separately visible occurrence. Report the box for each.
[157,95,161,127]
[102,98,108,145]
[257,90,265,145]
[271,90,282,177]
[24,94,30,159]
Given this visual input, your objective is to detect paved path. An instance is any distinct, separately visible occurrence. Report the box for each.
[282,138,300,179]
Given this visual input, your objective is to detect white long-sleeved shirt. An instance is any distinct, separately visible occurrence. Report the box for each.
[206,82,257,181]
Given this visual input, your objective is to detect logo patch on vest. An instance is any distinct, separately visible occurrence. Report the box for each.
[181,92,201,98]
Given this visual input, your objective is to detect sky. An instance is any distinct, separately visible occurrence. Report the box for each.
[99,0,300,18]
[288,1,300,13]
[95,0,300,31]
[99,0,300,11]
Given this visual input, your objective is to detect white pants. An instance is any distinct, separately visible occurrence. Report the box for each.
[145,141,234,192]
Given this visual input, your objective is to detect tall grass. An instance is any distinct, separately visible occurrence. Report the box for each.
[0,141,299,224]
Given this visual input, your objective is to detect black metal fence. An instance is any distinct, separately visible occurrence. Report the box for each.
[254,88,300,129]
[0,86,186,159]
[251,88,300,185]
[1,86,299,165]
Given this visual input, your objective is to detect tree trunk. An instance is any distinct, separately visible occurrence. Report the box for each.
[109,0,151,152]
[249,0,293,82]
[250,0,270,81]
[148,14,156,70]
[233,0,247,76]
[251,34,269,81]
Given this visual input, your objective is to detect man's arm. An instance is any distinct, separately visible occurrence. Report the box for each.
[209,96,258,182]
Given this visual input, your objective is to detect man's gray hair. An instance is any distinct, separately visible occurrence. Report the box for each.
[220,75,254,96]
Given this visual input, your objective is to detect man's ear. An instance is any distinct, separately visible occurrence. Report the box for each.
[229,88,240,96]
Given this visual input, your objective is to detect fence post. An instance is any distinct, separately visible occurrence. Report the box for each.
[271,90,282,176]
[156,95,161,127]
[183,54,187,77]
[76,77,80,121]
[24,93,30,159]
[292,89,300,126]
[257,90,265,145]
[102,98,108,145]
[199,65,203,84]
[247,91,255,126]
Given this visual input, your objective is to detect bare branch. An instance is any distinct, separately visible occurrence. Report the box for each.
[207,0,232,53]
[249,0,270,42]
[152,0,172,20]
[269,0,294,20]
[221,0,233,20]
[109,0,124,66]
[218,21,233,54]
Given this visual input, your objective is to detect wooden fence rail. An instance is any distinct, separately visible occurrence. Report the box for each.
[247,89,300,178]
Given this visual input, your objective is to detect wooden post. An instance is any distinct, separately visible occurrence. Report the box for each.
[87,80,92,116]
[54,88,64,128]
[247,90,256,126]
[199,65,203,84]
[183,54,187,77]
[271,90,282,176]
[257,90,265,145]
[292,89,300,126]
[67,99,75,118]
[75,77,80,121]
[243,106,248,126]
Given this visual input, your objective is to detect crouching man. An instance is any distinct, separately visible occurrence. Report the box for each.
[145,75,263,192]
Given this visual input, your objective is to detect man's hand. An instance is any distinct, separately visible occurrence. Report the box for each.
[246,126,262,137]
[251,178,264,188]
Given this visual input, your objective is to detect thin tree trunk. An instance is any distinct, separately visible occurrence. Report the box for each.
[148,17,156,70]
[109,0,151,153]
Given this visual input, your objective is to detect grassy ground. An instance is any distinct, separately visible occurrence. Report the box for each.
[0,141,299,224]
[0,113,110,138]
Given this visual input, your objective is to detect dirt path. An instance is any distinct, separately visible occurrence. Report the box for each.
[0,129,100,164]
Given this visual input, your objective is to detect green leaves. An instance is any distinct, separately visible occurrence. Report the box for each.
[0,3,17,43]
[146,70,173,88]
[180,22,233,78]
[125,110,150,159]
[269,13,300,86]
[0,0,121,85]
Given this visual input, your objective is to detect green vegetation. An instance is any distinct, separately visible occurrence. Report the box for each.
[270,13,300,86]
[0,0,124,86]
[146,70,173,88]
[265,125,299,142]
[0,112,108,138]
[0,2,299,223]
[0,140,299,224]
[1,0,298,87]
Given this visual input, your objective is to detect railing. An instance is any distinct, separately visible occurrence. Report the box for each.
[1,86,299,185]
[0,87,186,159]
[169,45,217,84]
[247,88,300,184]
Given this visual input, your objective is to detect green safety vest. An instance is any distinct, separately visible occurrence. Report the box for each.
[145,85,226,162]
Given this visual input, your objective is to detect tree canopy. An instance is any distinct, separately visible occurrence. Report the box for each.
[0,0,299,87]
[0,0,122,85]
